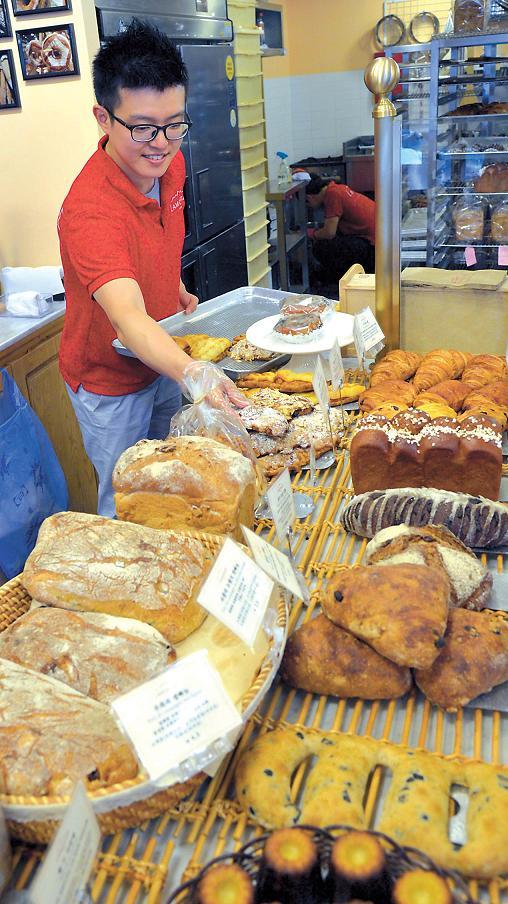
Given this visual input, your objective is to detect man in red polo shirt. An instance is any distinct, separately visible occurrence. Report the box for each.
[305,176,375,288]
[58,20,244,517]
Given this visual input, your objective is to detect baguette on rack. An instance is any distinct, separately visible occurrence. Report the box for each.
[340,487,508,549]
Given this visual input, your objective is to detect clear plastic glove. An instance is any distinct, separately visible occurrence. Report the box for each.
[180,360,248,411]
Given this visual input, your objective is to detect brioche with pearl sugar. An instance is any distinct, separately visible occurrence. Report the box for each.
[113,435,257,540]
[350,409,502,500]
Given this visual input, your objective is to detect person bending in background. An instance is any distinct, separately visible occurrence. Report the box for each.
[58,19,245,519]
[305,175,375,288]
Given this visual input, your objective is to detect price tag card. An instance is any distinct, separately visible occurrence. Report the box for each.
[499,246,508,266]
[353,307,385,357]
[30,782,100,904]
[312,355,330,414]
[465,246,477,267]
[241,525,309,600]
[197,537,274,646]
[329,338,345,390]
[112,651,242,783]
[266,468,296,544]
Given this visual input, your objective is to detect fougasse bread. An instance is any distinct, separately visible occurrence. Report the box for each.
[234,726,508,878]
[0,658,138,796]
[113,436,257,541]
[22,512,210,643]
[0,607,175,703]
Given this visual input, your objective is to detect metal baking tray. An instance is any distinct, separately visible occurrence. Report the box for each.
[112,286,299,378]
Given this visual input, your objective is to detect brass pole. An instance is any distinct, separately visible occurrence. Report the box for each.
[364,57,400,350]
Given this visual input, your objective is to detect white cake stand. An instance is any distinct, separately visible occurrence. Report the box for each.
[246,311,355,375]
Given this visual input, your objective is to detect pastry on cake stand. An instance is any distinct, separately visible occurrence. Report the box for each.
[246,311,354,376]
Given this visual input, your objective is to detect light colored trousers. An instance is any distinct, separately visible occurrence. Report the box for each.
[66,376,181,518]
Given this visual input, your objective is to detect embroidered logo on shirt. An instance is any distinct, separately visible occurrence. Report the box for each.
[169,189,184,212]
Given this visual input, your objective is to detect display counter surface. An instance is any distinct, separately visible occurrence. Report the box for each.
[0,301,65,355]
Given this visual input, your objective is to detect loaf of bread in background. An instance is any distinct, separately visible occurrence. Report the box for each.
[350,410,502,500]
[113,436,257,540]
[473,163,508,193]
[340,487,508,549]
[365,524,492,610]
[415,609,508,711]
[0,658,138,796]
[22,512,210,643]
[280,613,412,699]
[0,607,175,703]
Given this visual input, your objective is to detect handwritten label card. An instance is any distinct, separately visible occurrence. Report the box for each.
[241,526,308,600]
[312,355,330,414]
[112,651,242,783]
[329,337,345,390]
[197,537,273,645]
[353,307,385,358]
[30,782,100,904]
[266,468,295,544]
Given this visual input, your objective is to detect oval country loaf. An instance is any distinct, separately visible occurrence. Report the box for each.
[22,511,210,642]
[340,487,508,549]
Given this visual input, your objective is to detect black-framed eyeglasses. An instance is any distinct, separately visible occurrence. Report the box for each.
[106,109,192,142]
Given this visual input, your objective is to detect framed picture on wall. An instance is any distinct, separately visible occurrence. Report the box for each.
[16,23,79,79]
[0,0,12,38]
[11,0,72,16]
[0,50,21,109]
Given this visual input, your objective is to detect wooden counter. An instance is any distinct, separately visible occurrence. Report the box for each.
[0,307,98,513]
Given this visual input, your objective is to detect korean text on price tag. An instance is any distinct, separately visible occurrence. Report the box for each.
[241,525,308,599]
[112,651,242,783]
[197,537,274,646]
[353,307,385,359]
[266,468,295,544]
[329,337,345,390]
[312,355,330,414]
[30,781,100,904]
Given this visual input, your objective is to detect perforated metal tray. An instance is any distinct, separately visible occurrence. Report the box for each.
[112,286,300,378]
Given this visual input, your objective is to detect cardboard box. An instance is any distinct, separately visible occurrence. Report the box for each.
[339,264,508,354]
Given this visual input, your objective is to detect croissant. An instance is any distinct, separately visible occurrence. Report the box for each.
[412,349,460,392]
[370,349,421,386]
[463,380,508,415]
[368,402,409,419]
[359,380,417,413]
[462,355,507,390]
[414,380,471,412]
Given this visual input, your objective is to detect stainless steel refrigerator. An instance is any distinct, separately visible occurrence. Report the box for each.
[95,0,248,302]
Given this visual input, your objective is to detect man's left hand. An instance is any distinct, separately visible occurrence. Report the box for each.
[179,287,199,315]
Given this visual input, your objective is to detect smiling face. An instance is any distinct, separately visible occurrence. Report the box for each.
[94,85,187,194]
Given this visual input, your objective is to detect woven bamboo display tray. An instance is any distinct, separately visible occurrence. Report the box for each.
[169,824,476,904]
[8,377,508,902]
[0,529,287,845]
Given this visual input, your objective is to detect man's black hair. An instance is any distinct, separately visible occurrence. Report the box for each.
[305,175,329,196]
[93,18,188,111]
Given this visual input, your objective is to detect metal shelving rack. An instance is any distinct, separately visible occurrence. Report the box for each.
[385,42,431,267]
[427,30,508,269]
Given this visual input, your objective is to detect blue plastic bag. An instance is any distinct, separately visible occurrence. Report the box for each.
[0,369,68,579]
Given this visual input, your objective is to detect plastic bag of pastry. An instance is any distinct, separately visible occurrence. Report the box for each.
[172,360,265,497]
[452,195,485,242]
[491,199,508,243]
[279,292,334,317]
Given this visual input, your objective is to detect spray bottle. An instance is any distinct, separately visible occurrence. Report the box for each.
[276,151,291,187]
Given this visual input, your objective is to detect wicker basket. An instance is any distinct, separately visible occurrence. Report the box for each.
[168,824,477,904]
[0,531,287,843]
